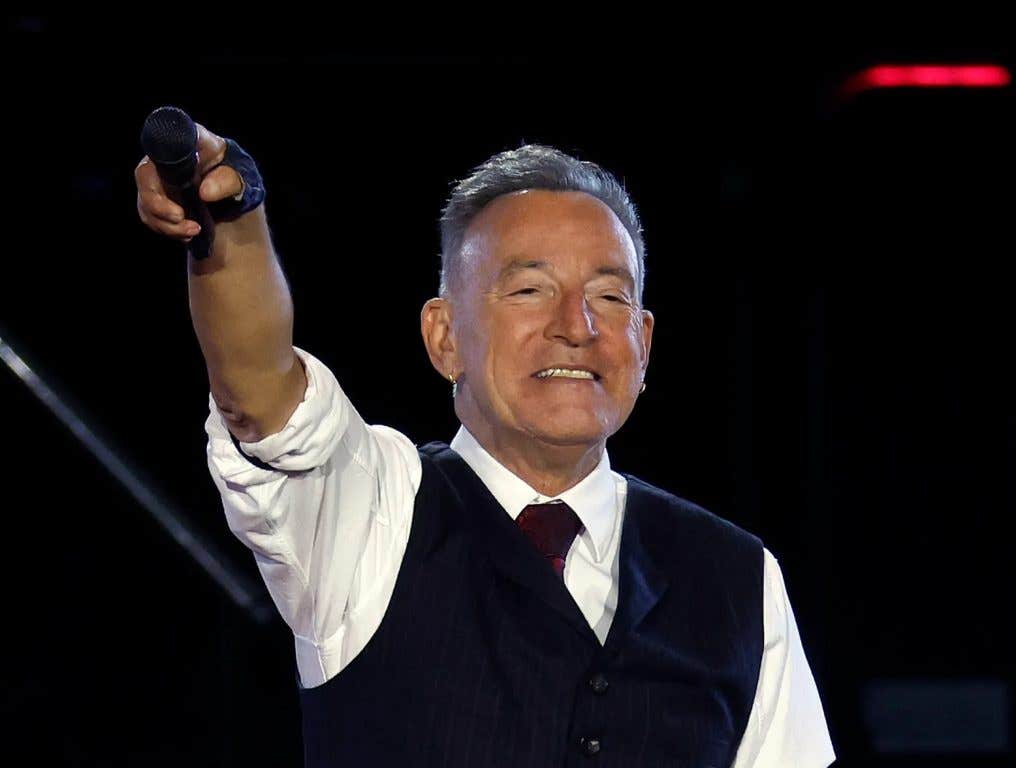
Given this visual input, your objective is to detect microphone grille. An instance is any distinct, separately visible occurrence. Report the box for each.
[141,106,197,164]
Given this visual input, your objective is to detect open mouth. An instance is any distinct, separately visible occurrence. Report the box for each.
[533,368,601,381]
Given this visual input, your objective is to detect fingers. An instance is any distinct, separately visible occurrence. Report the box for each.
[135,122,242,241]
[135,157,182,218]
[194,123,243,202]
[137,193,202,241]
[135,156,201,241]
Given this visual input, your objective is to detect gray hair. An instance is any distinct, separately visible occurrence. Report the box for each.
[438,144,646,304]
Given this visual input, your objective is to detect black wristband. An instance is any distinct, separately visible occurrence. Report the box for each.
[207,138,266,222]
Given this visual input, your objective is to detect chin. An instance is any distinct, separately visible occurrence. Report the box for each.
[523,415,615,447]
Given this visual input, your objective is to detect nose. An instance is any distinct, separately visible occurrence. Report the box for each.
[545,290,599,347]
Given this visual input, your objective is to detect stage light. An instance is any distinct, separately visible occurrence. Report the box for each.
[840,64,1011,99]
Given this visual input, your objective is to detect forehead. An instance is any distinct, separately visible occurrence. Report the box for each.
[459,189,637,278]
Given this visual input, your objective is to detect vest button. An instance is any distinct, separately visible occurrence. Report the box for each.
[579,736,601,756]
[589,672,609,694]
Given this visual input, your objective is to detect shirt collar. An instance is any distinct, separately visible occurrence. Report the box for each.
[449,425,618,563]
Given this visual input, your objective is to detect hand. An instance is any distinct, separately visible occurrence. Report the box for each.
[135,122,245,243]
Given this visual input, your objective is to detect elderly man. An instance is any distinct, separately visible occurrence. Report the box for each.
[136,121,834,767]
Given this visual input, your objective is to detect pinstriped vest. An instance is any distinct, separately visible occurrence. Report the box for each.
[299,442,763,767]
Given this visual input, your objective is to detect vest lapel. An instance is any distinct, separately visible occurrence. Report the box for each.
[601,475,671,658]
[429,445,598,643]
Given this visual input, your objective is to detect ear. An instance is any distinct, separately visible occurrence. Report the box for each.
[420,297,460,380]
[639,309,654,376]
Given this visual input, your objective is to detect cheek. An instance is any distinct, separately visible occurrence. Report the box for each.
[458,310,495,369]
[626,310,645,340]
[466,320,522,405]
[619,314,647,365]
[486,314,541,372]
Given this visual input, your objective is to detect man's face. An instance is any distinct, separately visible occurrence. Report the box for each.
[449,189,653,452]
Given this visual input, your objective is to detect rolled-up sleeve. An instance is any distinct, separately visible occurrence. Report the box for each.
[205,346,421,687]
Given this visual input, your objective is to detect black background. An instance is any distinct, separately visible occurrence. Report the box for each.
[3,17,1013,766]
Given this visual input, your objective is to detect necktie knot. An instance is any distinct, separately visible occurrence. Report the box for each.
[516,501,584,580]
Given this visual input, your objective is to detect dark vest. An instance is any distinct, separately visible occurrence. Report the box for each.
[299,442,763,767]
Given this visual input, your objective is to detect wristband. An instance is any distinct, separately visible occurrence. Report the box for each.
[207,138,266,221]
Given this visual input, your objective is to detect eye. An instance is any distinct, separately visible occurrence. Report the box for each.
[510,287,540,296]
[598,293,628,304]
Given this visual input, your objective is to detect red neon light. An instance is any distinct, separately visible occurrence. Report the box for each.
[841,64,1011,97]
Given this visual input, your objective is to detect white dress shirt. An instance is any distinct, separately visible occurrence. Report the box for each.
[205,346,835,767]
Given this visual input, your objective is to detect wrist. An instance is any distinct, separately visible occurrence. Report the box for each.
[207,138,266,222]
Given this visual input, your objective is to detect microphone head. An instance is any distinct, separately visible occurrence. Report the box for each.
[141,106,198,187]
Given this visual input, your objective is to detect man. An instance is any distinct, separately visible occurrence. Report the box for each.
[136,121,835,767]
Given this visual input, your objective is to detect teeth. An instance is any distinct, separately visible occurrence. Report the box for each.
[536,368,595,380]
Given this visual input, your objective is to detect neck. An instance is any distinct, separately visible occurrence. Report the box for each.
[461,420,604,497]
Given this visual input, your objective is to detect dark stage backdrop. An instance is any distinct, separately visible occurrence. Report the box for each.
[3,21,1013,766]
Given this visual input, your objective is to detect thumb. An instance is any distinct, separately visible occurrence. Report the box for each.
[199,164,244,203]
[195,122,228,174]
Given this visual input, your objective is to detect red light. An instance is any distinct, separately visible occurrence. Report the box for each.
[840,64,1011,98]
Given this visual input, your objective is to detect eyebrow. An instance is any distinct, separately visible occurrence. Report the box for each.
[496,259,548,280]
[594,265,636,288]
[496,259,636,289]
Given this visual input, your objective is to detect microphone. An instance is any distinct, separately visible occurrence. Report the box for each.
[140,106,212,260]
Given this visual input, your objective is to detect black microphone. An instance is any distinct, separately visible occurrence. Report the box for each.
[140,106,212,260]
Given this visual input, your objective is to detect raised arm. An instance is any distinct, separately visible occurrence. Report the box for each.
[135,119,304,441]
[133,116,422,689]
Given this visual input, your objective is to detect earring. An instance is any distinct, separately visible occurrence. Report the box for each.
[449,372,458,398]
[639,380,646,394]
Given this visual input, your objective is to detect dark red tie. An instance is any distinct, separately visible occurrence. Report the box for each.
[516,502,585,580]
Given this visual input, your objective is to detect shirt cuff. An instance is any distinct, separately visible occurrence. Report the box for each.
[205,346,349,481]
